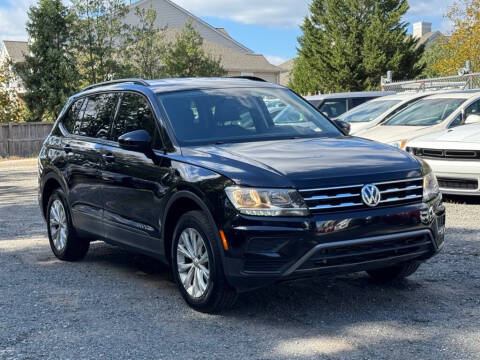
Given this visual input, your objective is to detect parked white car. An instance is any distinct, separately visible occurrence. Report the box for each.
[406,123,480,196]
[337,93,429,134]
[356,91,480,149]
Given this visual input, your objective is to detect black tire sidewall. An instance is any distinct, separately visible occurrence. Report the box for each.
[171,211,223,308]
[46,189,75,259]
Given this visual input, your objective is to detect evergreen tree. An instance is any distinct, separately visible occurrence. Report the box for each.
[162,23,226,78]
[16,0,78,121]
[71,0,130,85]
[291,0,424,94]
[122,6,166,79]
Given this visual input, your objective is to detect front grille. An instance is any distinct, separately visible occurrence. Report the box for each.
[298,234,432,271]
[438,177,478,190]
[300,178,423,214]
[409,147,480,160]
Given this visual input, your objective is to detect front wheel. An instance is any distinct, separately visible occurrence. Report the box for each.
[171,211,237,313]
[367,262,421,282]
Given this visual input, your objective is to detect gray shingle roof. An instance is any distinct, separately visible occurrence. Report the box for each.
[1,40,28,63]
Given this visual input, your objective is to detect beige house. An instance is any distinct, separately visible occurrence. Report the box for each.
[125,0,282,83]
[0,40,28,94]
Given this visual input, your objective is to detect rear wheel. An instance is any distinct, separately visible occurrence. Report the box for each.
[171,210,237,313]
[367,262,421,282]
[47,189,89,261]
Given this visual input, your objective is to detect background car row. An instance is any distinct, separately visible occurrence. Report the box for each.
[306,89,480,196]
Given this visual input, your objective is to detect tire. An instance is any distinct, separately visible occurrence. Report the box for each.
[46,189,90,261]
[367,262,421,282]
[171,210,237,313]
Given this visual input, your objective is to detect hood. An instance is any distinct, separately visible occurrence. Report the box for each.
[356,125,437,144]
[408,123,480,149]
[181,137,421,189]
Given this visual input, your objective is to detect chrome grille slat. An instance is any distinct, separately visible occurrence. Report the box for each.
[301,178,423,213]
[380,195,422,203]
[309,202,364,210]
[303,193,360,201]
[380,185,423,194]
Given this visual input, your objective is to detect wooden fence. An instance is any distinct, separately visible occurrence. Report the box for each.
[0,122,54,158]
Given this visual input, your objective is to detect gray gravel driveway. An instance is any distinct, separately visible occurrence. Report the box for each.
[1,159,479,360]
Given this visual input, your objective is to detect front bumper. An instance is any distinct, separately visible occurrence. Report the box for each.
[422,158,480,196]
[220,197,445,292]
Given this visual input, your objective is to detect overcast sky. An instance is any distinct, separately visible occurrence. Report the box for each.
[0,0,454,65]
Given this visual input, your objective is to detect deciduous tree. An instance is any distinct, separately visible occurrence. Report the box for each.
[71,0,130,85]
[162,23,226,78]
[0,64,25,123]
[432,0,480,75]
[122,6,166,79]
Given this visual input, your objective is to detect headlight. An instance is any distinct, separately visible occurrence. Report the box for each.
[389,140,407,150]
[225,187,309,217]
[423,171,440,202]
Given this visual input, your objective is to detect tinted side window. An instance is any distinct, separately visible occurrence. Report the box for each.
[319,99,347,118]
[111,93,161,149]
[63,99,84,133]
[465,100,480,117]
[350,97,372,108]
[77,94,118,139]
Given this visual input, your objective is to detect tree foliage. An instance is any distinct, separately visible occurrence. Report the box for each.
[122,7,166,79]
[431,0,480,75]
[15,0,78,121]
[0,64,25,123]
[291,0,425,94]
[71,0,130,85]
[162,23,226,78]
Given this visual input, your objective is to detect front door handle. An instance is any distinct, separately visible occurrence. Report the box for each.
[102,153,115,163]
[63,145,72,154]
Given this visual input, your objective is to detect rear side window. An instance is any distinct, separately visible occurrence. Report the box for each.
[111,93,162,149]
[319,99,347,118]
[76,94,118,139]
[63,99,84,133]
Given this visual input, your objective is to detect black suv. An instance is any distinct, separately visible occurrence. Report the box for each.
[39,78,445,313]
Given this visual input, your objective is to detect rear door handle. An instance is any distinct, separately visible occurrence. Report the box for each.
[102,153,115,163]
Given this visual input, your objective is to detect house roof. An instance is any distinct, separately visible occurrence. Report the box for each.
[129,0,252,53]
[1,40,28,63]
[163,29,281,73]
[279,58,295,71]
[415,31,444,48]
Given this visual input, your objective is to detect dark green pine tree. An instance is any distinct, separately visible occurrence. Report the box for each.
[290,0,425,94]
[16,0,79,121]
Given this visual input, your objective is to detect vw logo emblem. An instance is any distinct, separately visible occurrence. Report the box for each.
[361,184,381,207]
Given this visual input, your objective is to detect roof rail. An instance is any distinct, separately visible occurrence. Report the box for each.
[229,76,267,82]
[82,78,150,92]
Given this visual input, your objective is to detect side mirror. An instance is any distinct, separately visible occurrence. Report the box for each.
[334,120,351,135]
[118,130,152,153]
[465,114,480,125]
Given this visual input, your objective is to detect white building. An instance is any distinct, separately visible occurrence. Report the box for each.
[125,0,282,83]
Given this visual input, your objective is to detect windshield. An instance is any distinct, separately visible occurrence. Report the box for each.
[157,88,342,145]
[384,98,466,126]
[338,100,401,123]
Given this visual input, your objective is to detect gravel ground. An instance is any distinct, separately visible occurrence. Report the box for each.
[1,159,479,360]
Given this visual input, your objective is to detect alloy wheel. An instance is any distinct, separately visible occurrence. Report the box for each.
[176,228,210,298]
[49,199,68,252]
